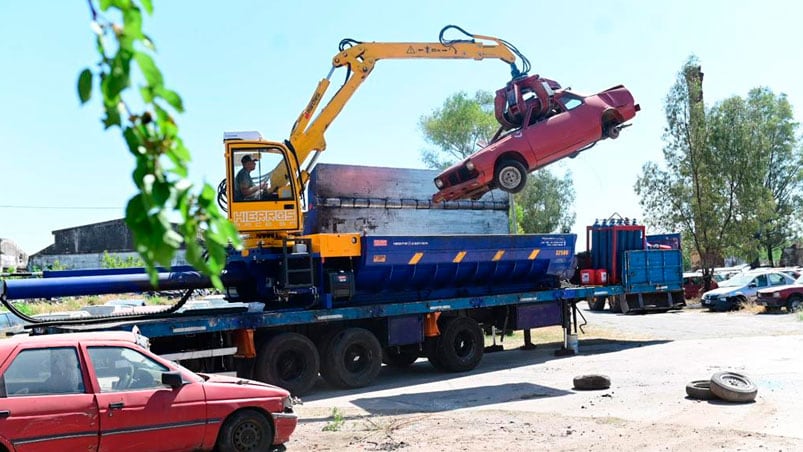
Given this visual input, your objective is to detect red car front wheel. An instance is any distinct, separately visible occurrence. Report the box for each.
[494,159,527,193]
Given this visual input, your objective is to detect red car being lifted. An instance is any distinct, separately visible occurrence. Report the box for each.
[432,74,640,203]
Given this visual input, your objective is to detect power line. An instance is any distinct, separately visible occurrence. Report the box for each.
[0,205,120,210]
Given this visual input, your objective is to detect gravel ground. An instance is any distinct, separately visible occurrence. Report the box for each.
[286,305,803,451]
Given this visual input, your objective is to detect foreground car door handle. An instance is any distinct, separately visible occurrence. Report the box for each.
[108,402,124,410]
[0,410,10,418]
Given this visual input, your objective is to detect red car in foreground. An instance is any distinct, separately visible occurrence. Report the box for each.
[432,81,639,203]
[756,273,803,312]
[0,331,296,451]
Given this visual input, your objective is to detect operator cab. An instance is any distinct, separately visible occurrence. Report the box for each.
[224,132,301,235]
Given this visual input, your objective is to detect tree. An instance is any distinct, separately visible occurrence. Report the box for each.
[515,171,575,234]
[420,90,575,233]
[636,56,803,280]
[635,57,730,285]
[419,91,498,170]
[79,0,239,287]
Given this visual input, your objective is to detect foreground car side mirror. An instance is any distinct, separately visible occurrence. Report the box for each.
[162,371,185,389]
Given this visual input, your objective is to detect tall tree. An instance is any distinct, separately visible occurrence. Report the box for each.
[420,90,575,233]
[635,57,729,285]
[637,56,803,278]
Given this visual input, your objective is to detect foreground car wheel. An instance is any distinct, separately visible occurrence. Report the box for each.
[216,409,274,452]
[494,159,527,194]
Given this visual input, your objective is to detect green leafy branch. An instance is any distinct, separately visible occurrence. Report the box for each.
[79,0,240,288]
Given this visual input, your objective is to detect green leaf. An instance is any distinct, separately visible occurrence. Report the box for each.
[155,87,184,112]
[123,6,143,39]
[133,51,163,87]
[77,69,93,104]
[140,0,154,14]
[103,108,122,128]
[99,0,113,11]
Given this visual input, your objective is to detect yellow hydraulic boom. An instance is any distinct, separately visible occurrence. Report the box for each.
[223,25,529,246]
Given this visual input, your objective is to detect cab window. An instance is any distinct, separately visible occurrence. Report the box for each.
[231,147,293,202]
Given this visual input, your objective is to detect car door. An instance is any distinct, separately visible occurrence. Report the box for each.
[526,94,598,165]
[86,345,208,452]
[0,346,98,452]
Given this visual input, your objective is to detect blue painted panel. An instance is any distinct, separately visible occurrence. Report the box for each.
[623,249,683,292]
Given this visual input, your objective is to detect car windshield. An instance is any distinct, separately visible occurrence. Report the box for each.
[719,273,754,287]
[796,274,803,285]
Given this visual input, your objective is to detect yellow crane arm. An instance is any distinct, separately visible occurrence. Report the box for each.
[268,26,525,195]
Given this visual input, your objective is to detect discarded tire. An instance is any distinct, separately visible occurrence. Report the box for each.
[573,374,611,390]
[685,380,717,400]
[709,371,757,403]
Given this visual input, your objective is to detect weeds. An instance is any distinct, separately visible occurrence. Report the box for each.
[322,407,345,432]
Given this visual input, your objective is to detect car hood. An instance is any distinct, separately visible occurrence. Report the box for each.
[703,286,749,297]
[199,373,290,397]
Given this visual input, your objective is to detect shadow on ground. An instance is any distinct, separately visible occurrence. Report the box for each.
[301,338,669,403]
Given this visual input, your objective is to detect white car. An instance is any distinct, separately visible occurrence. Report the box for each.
[701,270,795,311]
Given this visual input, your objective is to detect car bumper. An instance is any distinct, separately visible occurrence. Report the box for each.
[701,297,732,311]
[272,412,298,445]
[756,297,784,308]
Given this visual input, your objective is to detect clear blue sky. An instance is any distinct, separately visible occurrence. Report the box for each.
[1,1,802,255]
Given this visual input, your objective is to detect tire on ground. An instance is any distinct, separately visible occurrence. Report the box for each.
[434,317,485,372]
[685,379,717,400]
[254,332,320,396]
[216,408,274,452]
[320,327,382,389]
[573,374,611,390]
[709,371,757,403]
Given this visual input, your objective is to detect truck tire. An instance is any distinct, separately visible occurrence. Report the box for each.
[255,332,320,396]
[588,297,607,311]
[610,296,622,313]
[709,371,757,403]
[685,380,716,400]
[382,347,419,368]
[320,328,382,389]
[433,317,484,372]
[424,337,446,370]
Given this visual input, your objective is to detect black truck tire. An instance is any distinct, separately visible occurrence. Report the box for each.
[573,374,611,390]
[709,371,758,403]
[588,297,607,311]
[433,317,485,372]
[685,380,717,400]
[320,328,382,389]
[255,332,320,396]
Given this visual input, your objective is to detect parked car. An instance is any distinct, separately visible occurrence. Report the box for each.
[756,273,803,312]
[432,83,639,203]
[0,311,26,337]
[701,270,796,311]
[0,331,296,451]
[682,272,719,300]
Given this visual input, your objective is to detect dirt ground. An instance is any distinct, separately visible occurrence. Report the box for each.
[286,305,803,451]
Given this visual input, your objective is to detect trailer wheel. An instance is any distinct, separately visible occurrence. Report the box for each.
[320,328,382,389]
[610,296,622,313]
[709,371,757,403]
[588,297,607,311]
[433,317,484,372]
[255,332,320,396]
[424,337,446,370]
[382,347,419,368]
[216,408,274,452]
